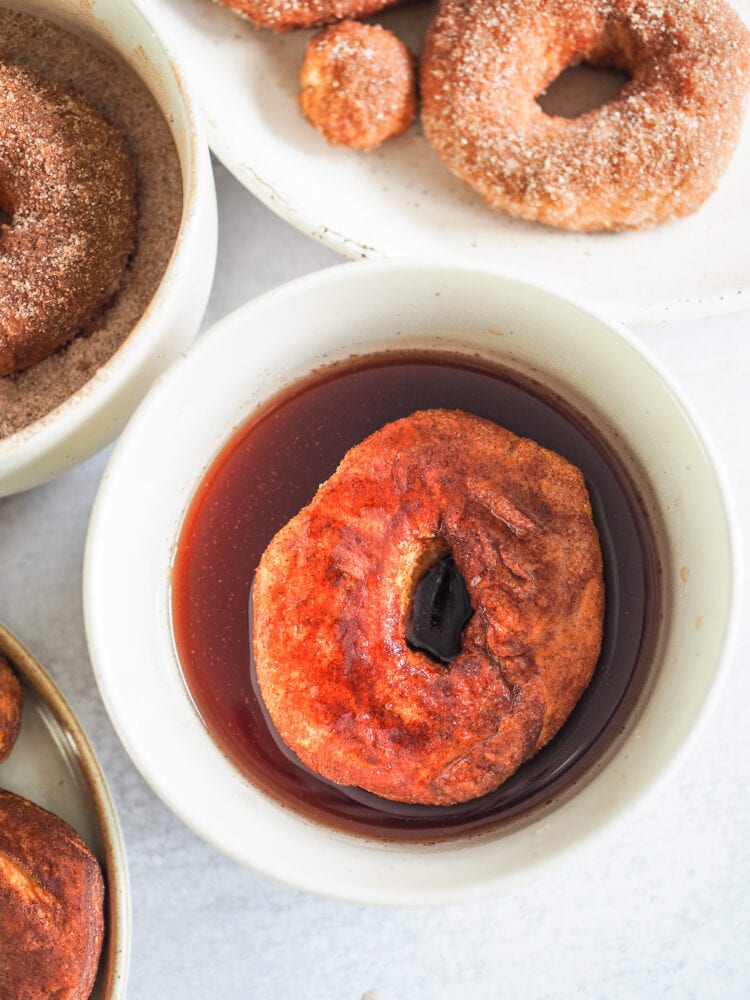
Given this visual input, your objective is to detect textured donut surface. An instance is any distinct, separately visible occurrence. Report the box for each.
[0,657,22,763]
[0,789,104,999]
[254,410,604,806]
[214,0,409,32]
[300,20,417,150]
[0,63,137,376]
[421,0,750,231]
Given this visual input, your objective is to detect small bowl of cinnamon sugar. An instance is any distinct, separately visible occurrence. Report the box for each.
[0,0,217,496]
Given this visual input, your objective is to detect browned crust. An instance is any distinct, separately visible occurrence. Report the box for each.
[254,409,604,806]
[420,0,750,231]
[0,63,137,376]
[0,656,22,763]
[214,0,411,32]
[300,21,417,151]
[0,789,104,1000]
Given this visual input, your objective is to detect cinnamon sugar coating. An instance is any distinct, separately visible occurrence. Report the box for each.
[0,64,137,375]
[0,656,22,763]
[300,20,417,150]
[214,0,409,32]
[0,790,104,999]
[421,0,750,231]
[254,410,604,806]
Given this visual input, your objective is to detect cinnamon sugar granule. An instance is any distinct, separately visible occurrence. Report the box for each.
[0,10,183,439]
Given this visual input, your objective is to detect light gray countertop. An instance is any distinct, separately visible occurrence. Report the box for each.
[1,162,749,999]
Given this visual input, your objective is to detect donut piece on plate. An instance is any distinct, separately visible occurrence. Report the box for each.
[0,656,22,763]
[254,410,604,806]
[214,0,410,32]
[0,64,137,375]
[300,21,417,150]
[421,0,750,230]
[0,790,105,999]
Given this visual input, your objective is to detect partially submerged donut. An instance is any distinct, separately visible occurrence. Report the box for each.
[421,0,750,231]
[0,63,137,376]
[300,21,417,150]
[254,410,604,806]
[214,0,410,33]
[0,656,22,763]
[0,789,104,998]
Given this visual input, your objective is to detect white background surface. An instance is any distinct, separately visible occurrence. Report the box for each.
[1,162,749,999]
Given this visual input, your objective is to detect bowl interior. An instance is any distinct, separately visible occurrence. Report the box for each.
[84,263,735,904]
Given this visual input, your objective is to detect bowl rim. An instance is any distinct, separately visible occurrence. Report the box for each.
[0,0,211,468]
[0,622,131,997]
[83,259,741,905]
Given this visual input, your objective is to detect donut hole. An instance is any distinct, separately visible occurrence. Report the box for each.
[0,188,12,229]
[536,63,631,119]
[406,551,474,667]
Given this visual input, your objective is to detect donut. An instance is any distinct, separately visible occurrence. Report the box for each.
[420,0,750,231]
[214,0,410,33]
[300,21,417,150]
[253,410,604,806]
[0,63,137,376]
[0,656,22,763]
[0,790,104,998]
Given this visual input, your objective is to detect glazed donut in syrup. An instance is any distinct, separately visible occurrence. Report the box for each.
[420,0,750,231]
[254,410,604,806]
[0,64,137,376]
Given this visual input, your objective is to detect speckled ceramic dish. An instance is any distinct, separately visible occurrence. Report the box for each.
[0,624,130,999]
[141,0,749,322]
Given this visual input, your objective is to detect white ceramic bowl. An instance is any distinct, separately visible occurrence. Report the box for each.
[0,0,217,497]
[84,262,738,905]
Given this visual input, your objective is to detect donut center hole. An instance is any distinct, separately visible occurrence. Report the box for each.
[0,186,12,229]
[406,554,474,667]
[537,63,631,119]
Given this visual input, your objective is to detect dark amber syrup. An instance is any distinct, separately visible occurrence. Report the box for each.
[171,352,661,842]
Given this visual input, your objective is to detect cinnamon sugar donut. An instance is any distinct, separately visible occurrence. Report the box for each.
[0,656,22,763]
[421,0,750,231]
[0,790,104,999]
[254,410,604,806]
[0,64,137,376]
[300,21,417,150]
[214,0,409,33]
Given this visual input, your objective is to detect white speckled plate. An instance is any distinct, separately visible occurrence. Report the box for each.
[138,0,750,322]
[0,624,130,1000]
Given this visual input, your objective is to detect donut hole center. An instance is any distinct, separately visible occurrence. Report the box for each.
[537,63,631,119]
[0,184,13,229]
[406,554,474,667]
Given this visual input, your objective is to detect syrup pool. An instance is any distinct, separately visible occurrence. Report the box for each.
[171,352,660,842]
